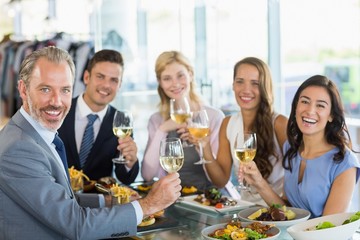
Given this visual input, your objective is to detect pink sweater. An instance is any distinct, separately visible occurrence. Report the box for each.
[141,105,225,181]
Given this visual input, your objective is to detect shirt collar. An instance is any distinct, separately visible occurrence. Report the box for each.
[77,93,108,122]
[19,107,56,145]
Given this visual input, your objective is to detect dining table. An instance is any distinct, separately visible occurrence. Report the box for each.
[114,193,360,240]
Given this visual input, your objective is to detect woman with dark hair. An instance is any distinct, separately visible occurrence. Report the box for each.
[243,75,360,218]
[202,57,288,205]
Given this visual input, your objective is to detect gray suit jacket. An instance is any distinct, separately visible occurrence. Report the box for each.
[0,111,137,240]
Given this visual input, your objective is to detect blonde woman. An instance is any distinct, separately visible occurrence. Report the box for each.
[141,51,224,190]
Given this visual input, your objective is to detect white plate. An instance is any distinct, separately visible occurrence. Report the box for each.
[287,212,360,240]
[178,194,255,213]
[201,222,281,240]
[238,206,311,227]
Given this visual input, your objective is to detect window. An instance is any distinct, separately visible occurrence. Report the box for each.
[280,0,360,117]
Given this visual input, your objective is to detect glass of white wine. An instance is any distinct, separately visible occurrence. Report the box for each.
[188,110,211,165]
[159,138,184,173]
[112,110,134,164]
[170,97,191,147]
[234,132,257,191]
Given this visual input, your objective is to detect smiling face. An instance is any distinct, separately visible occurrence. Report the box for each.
[158,62,192,100]
[19,58,73,131]
[83,61,123,112]
[295,86,333,138]
[232,63,261,112]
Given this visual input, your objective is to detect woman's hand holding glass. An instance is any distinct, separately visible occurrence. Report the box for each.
[112,110,134,164]
[170,97,192,146]
[240,161,265,192]
[234,132,257,192]
[188,110,211,165]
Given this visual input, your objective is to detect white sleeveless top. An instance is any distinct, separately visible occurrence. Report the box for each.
[226,112,284,205]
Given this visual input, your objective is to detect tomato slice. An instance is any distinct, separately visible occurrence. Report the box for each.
[215,203,224,209]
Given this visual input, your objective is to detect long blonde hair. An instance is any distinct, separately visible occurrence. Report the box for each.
[155,51,202,119]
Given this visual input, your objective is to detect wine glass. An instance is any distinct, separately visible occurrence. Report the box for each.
[159,137,184,202]
[159,138,184,173]
[188,110,211,165]
[112,110,134,164]
[170,97,191,147]
[233,132,257,191]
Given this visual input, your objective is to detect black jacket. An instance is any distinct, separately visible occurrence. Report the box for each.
[58,97,139,184]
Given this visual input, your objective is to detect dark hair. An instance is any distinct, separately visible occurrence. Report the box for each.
[284,75,352,171]
[233,57,277,179]
[87,49,124,72]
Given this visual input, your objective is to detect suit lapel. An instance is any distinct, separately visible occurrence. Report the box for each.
[13,111,49,151]
[12,111,74,197]
[61,98,81,168]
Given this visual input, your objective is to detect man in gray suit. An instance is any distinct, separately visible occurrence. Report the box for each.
[0,46,181,239]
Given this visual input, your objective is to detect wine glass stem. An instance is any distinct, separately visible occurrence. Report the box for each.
[199,141,204,160]
[236,163,251,192]
[118,150,123,159]
[238,164,246,187]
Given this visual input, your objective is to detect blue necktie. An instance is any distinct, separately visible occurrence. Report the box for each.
[79,114,98,168]
[53,134,70,182]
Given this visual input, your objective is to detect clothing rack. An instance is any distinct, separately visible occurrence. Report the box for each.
[0,32,95,118]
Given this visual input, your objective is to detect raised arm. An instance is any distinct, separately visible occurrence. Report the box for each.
[141,113,167,181]
[142,112,187,181]
[203,116,234,188]
[243,161,287,206]
[207,107,225,158]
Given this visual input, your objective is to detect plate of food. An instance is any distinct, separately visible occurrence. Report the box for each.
[287,212,360,240]
[178,187,255,213]
[137,209,180,233]
[95,176,118,192]
[131,182,153,193]
[181,185,202,196]
[201,220,280,240]
[95,176,140,201]
[238,204,310,227]
[110,183,141,204]
[131,182,201,196]
[137,210,165,227]
[83,179,96,192]
[68,166,95,193]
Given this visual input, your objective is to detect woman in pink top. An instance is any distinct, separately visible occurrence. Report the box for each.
[141,51,224,190]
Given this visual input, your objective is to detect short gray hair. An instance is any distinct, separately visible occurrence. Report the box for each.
[19,46,75,88]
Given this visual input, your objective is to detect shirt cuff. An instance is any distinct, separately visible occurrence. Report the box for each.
[131,200,144,225]
[98,194,105,207]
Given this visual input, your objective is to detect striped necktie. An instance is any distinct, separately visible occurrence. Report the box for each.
[53,134,70,182]
[79,114,98,168]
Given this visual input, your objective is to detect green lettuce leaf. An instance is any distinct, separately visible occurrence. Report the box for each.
[316,221,336,230]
